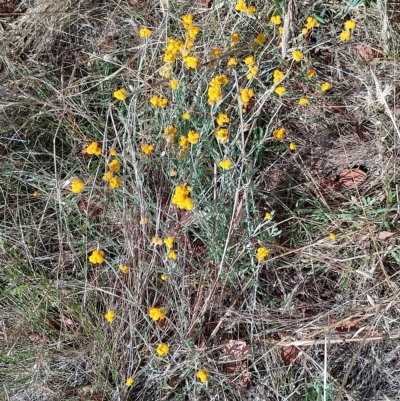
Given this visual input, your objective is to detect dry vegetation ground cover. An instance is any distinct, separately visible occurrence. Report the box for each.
[1,0,400,400]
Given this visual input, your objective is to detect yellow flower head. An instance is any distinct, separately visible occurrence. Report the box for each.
[212,48,221,57]
[273,69,285,83]
[109,177,122,189]
[299,97,309,105]
[231,33,240,43]
[305,16,318,30]
[321,82,331,92]
[161,274,168,281]
[302,27,309,35]
[184,56,198,69]
[244,55,256,66]
[196,369,208,383]
[150,95,168,107]
[103,171,113,182]
[163,125,177,142]
[216,113,230,126]
[274,86,286,97]
[278,26,284,36]
[141,144,154,155]
[156,343,169,357]
[149,306,165,321]
[270,15,282,25]
[109,159,120,173]
[119,264,129,274]
[273,127,285,140]
[172,184,193,210]
[168,250,178,260]
[126,377,134,387]
[86,141,102,156]
[182,112,191,120]
[182,14,193,28]
[188,130,200,144]
[152,237,162,245]
[104,309,115,323]
[247,5,256,15]
[329,233,336,240]
[215,127,229,143]
[163,236,174,249]
[256,247,270,263]
[340,30,351,42]
[170,79,179,90]
[227,57,237,68]
[235,0,247,12]
[289,142,297,150]
[179,135,189,150]
[239,88,254,103]
[219,159,232,170]
[110,149,117,156]
[71,178,84,193]
[307,69,316,78]
[139,28,152,37]
[344,19,356,30]
[187,25,200,39]
[89,250,105,264]
[264,212,272,220]
[113,88,127,101]
[292,50,304,62]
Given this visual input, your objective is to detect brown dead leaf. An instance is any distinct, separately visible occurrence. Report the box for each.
[221,339,251,362]
[337,168,367,188]
[28,332,46,344]
[354,44,384,62]
[334,318,361,333]
[378,231,396,240]
[281,345,300,365]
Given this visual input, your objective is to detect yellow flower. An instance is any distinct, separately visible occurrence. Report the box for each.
[235,0,247,12]
[71,178,84,193]
[244,55,256,66]
[156,343,169,357]
[270,15,282,25]
[126,377,134,387]
[150,95,168,107]
[108,159,120,173]
[264,212,272,220]
[305,16,318,30]
[139,217,148,225]
[141,144,154,155]
[239,88,254,103]
[103,171,113,181]
[113,88,127,101]
[277,26,284,36]
[292,50,304,62]
[89,250,105,264]
[184,56,198,69]
[274,86,286,97]
[170,79,179,90]
[172,184,193,210]
[344,19,356,30]
[212,48,221,57]
[104,309,115,323]
[321,82,331,92]
[273,69,285,83]
[340,30,351,42]
[329,233,336,240]
[86,141,102,156]
[215,127,229,143]
[247,5,256,15]
[164,236,174,249]
[219,159,232,170]
[299,97,309,105]
[273,127,285,140]
[110,149,117,156]
[119,264,129,274]
[307,69,315,78]
[256,247,269,263]
[196,369,208,383]
[216,113,230,126]
[139,28,152,37]
[179,135,189,151]
[168,250,178,260]
[231,33,240,42]
[289,142,297,150]
[163,125,177,142]
[109,177,122,189]
[187,130,200,144]
[33,191,38,197]
[253,33,266,49]
[161,274,168,281]
[187,25,200,39]
[152,237,162,245]
[227,57,237,68]
[149,306,165,321]
[182,112,191,120]
[302,27,309,35]
[181,14,193,28]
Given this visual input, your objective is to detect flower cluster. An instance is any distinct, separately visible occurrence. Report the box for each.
[71,178,84,193]
[141,144,154,155]
[270,15,281,25]
[235,0,256,15]
[273,69,285,84]
[196,369,208,383]
[256,247,269,263]
[302,16,318,35]
[104,309,115,323]
[103,158,122,188]
[340,19,356,42]
[86,141,102,156]
[244,54,258,80]
[208,75,229,105]
[149,306,165,321]
[156,343,169,357]
[139,27,152,37]
[113,88,127,101]
[172,184,193,210]
[150,95,168,107]
[292,50,304,62]
[273,127,285,140]
[89,249,105,264]
[239,88,254,104]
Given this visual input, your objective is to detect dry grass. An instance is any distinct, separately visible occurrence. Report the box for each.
[1,0,400,400]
